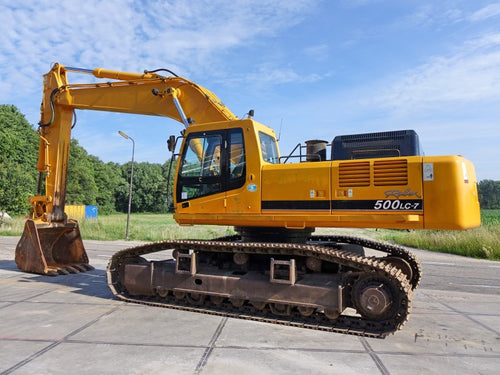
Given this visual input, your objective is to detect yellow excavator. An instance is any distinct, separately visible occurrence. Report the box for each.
[15,63,481,337]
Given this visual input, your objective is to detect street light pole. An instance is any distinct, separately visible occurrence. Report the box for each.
[119,131,135,239]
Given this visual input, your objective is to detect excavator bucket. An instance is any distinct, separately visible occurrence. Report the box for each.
[15,219,94,276]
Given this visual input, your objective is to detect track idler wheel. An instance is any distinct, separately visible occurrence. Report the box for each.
[210,296,225,306]
[186,293,206,305]
[270,303,292,316]
[324,309,340,320]
[230,298,245,307]
[351,273,404,321]
[298,306,315,317]
[383,255,421,291]
[173,291,186,300]
[383,256,413,284]
[156,287,169,298]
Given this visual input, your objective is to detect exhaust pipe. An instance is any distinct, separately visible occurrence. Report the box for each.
[15,219,93,276]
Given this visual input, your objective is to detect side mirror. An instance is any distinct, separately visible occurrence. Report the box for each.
[167,135,176,152]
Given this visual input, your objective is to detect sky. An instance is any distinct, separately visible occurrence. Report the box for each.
[1,0,499,180]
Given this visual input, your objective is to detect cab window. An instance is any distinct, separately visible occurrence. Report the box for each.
[229,131,245,176]
[177,128,246,202]
[180,135,222,177]
[259,132,279,164]
[178,134,222,201]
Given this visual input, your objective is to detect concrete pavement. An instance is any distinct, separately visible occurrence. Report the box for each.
[0,236,499,374]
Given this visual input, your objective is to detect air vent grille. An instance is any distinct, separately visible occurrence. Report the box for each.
[339,161,370,187]
[374,159,408,186]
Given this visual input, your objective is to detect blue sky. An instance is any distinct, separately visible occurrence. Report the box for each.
[1,0,499,180]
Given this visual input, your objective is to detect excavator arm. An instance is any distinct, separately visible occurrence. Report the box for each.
[16,63,236,275]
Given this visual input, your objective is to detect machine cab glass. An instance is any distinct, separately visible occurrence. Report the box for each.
[259,131,279,164]
[177,128,246,202]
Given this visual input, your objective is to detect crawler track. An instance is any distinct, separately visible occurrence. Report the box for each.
[308,234,422,290]
[107,235,417,338]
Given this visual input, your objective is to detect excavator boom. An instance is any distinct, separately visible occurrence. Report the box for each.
[16,63,236,275]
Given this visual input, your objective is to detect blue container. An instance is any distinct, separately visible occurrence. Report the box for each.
[84,205,98,219]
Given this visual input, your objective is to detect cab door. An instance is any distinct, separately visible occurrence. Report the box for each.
[175,128,246,214]
[176,131,226,213]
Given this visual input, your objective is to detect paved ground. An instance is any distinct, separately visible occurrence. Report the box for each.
[0,236,499,374]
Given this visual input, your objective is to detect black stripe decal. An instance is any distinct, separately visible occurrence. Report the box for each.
[332,199,422,211]
[262,200,330,210]
[262,199,423,211]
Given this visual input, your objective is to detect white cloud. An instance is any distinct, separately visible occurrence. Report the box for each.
[376,33,500,112]
[385,3,465,32]
[303,44,329,61]
[339,0,383,8]
[470,2,500,22]
[226,63,328,86]
[0,0,317,104]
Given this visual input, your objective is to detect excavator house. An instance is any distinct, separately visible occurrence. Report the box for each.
[15,63,481,337]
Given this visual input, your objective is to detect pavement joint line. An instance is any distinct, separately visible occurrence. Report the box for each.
[426,293,500,336]
[0,335,368,353]
[0,305,121,375]
[1,335,498,359]
[0,300,118,307]
[198,345,368,353]
[412,309,500,318]
[0,289,54,310]
[0,337,56,343]
[0,301,16,310]
[64,339,209,349]
[64,305,122,339]
[1,341,60,375]
[371,351,498,358]
[194,317,228,375]
[360,337,391,375]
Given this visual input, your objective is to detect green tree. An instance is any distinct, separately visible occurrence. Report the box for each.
[66,139,98,205]
[121,162,168,213]
[89,157,124,214]
[0,162,36,214]
[0,105,172,215]
[478,180,500,209]
[0,105,38,214]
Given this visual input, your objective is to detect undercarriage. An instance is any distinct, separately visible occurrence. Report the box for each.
[107,232,420,338]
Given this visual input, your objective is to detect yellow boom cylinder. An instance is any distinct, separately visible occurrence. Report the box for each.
[92,68,154,81]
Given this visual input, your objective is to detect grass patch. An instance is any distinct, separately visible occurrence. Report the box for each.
[481,209,500,226]
[2,211,498,260]
[0,213,234,242]
[79,213,234,241]
[0,216,26,236]
[382,210,500,261]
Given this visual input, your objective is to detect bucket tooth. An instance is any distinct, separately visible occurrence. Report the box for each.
[72,264,88,272]
[64,265,79,274]
[15,219,93,276]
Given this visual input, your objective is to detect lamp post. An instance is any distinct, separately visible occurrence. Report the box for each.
[119,131,135,239]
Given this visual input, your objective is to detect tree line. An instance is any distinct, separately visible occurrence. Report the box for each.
[1,104,499,215]
[0,105,175,215]
[478,180,500,209]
